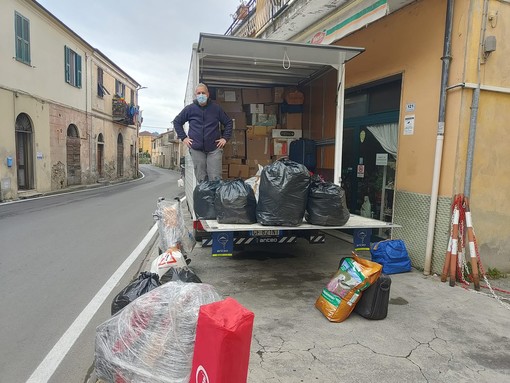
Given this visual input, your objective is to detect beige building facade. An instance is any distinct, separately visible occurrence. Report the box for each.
[231,0,510,272]
[0,0,141,201]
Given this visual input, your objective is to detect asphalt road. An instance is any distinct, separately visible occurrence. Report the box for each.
[0,164,181,383]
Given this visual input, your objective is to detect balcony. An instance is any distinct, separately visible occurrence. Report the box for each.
[112,97,138,126]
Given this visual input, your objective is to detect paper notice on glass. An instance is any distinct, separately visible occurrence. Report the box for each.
[404,115,415,135]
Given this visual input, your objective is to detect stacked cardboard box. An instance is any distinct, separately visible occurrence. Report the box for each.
[210,86,306,179]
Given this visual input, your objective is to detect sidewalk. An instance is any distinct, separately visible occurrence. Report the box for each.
[93,223,509,383]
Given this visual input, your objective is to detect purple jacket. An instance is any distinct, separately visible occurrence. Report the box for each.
[173,100,233,153]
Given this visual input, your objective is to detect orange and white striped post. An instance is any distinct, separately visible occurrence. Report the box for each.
[449,203,460,287]
[464,198,480,291]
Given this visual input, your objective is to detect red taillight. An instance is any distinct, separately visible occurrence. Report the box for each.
[193,220,205,231]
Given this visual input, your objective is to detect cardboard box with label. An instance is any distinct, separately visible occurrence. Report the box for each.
[272,129,302,139]
[271,138,296,156]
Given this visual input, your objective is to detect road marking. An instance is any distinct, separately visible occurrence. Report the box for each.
[26,222,158,383]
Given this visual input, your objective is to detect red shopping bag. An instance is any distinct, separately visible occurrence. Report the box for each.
[190,297,254,383]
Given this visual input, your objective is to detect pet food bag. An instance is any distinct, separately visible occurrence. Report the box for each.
[315,253,382,322]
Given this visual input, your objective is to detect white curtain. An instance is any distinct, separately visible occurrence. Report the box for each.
[367,123,398,157]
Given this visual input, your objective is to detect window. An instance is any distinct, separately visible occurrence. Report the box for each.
[97,67,109,97]
[65,46,82,87]
[15,12,31,65]
[115,80,125,98]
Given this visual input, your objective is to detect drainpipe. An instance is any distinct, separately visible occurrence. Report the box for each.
[464,0,489,198]
[423,0,454,275]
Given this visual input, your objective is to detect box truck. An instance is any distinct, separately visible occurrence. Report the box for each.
[181,33,395,255]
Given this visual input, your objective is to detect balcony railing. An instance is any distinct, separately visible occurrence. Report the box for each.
[225,0,292,37]
[112,97,139,125]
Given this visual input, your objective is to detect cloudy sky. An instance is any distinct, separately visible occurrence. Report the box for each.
[37,0,243,133]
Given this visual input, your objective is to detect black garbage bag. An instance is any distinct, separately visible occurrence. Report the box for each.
[256,159,311,226]
[111,272,161,315]
[160,267,202,284]
[305,176,350,226]
[193,180,221,220]
[215,179,257,224]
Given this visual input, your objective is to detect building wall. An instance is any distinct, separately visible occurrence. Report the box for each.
[0,0,139,200]
[456,0,510,271]
[334,0,510,272]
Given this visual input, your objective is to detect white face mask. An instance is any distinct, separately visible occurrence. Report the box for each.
[196,94,208,104]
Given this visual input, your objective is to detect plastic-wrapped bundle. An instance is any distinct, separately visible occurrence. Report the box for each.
[95,282,221,383]
[305,177,350,226]
[193,180,221,220]
[256,159,310,226]
[154,199,195,254]
[215,179,257,224]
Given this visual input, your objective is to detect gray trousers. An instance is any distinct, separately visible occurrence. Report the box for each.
[189,148,223,182]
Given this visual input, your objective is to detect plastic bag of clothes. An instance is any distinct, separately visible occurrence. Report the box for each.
[193,180,222,220]
[245,164,264,202]
[111,272,161,316]
[315,253,382,322]
[96,282,221,383]
[256,159,310,226]
[305,176,350,226]
[215,179,257,224]
[153,198,196,254]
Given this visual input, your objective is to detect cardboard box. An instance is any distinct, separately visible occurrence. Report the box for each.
[281,113,302,130]
[247,136,271,160]
[216,88,242,104]
[215,100,243,113]
[246,159,272,176]
[229,112,247,129]
[271,138,296,156]
[246,125,272,138]
[225,158,244,165]
[229,164,249,178]
[224,129,246,158]
[247,113,277,126]
[242,88,273,104]
[264,104,279,115]
[245,104,265,114]
[273,87,285,103]
[284,89,305,104]
[272,129,302,139]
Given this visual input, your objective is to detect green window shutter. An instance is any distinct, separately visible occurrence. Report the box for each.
[76,54,82,88]
[15,12,30,64]
[64,46,70,83]
[22,17,30,64]
[15,13,21,60]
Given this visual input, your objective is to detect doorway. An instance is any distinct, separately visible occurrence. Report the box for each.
[97,133,104,178]
[117,133,124,177]
[15,113,34,190]
[342,76,401,238]
[66,124,81,186]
